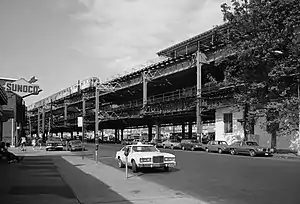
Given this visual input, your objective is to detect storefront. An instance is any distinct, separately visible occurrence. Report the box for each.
[0,85,8,141]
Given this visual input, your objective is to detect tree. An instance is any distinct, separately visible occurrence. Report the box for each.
[216,0,300,148]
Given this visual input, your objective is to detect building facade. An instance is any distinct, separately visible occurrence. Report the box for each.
[0,78,27,146]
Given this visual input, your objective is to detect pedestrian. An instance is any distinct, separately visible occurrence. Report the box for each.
[0,141,22,163]
[38,137,42,150]
[32,138,36,150]
[20,136,26,151]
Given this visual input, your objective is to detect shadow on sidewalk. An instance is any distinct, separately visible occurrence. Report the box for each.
[53,156,134,204]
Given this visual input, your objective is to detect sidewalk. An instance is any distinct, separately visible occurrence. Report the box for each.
[0,156,79,204]
[62,155,208,204]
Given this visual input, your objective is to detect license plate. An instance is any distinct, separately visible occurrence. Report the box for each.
[165,164,175,167]
[265,153,269,156]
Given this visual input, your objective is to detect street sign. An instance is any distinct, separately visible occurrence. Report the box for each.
[4,78,40,97]
[77,117,83,127]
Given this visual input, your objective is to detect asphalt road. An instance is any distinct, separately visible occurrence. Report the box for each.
[81,143,300,204]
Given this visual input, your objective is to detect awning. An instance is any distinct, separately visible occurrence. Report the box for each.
[0,109,14,122]
[0,85,8,105]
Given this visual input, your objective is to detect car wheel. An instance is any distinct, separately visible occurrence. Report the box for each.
[182,146,185,150]
[164,166,170,172]
[191,147,195,151]
[230,149,236,155]
[171,145,174,149]
[118,158,125,168]
[205,148,209,152]
[218,148,222,154]
[132,160,138,173]
[249,150,256,157]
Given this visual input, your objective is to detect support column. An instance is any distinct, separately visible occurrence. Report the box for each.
[196,51,206,142]
[95,86,100,144]
[70,131,73,139]
[64,101,68,127]
[188,121,193,139]
[82,97,86,142]
[155,121,161,140]
[148,124,153,141]
[181,123,185,139]
[42,108,45,141]
[142,72,148,108]
[115,129,118,143]
[37,109,40,138]
[29,116,32,138]
[121,129,124,141]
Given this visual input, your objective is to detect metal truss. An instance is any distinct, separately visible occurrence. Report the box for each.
[97,81,122,94]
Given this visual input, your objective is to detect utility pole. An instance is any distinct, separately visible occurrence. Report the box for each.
[297,76,300,138]
[95,85,100,144]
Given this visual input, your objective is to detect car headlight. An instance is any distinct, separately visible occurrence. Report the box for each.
[164,157,175,161]
[140,158,151,163]
[47,144,51,146]
[257,148,263,151]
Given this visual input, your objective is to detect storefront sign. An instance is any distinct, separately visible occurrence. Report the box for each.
[4,78,40,97]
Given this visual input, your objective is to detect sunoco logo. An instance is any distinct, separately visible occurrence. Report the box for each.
[4,78,40,97]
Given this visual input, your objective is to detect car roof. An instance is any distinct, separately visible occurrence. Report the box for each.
[127,142,153,147]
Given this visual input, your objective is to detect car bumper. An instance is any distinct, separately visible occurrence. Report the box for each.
[257,151,273,156]
[138,162,176,168]
[46,146,64,150]
[71,147,84,151]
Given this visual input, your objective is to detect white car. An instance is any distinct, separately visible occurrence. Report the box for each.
[115,142,176,172]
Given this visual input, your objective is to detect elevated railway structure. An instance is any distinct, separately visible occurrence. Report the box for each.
[28,25,234,142]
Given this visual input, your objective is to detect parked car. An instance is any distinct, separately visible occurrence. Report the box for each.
[162,139,181,149]
[229,141,274,157]
[67,140,85,151]
[205,140,229,154]
[115,142,176,172]
[149,139,163,148]
[180,139,204,151]
[46,137,64,151]
[121,139,134,145]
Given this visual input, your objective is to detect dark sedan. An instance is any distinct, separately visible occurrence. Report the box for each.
[205,140,229,154]
[180,139,204,151]
[229,141,274,157]
[67,140,85,151]
[46,138,64,151]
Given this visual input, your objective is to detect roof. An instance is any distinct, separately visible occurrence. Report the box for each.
[157,24,228,57]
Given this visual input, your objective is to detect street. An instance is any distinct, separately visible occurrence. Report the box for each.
[81,143,300,204]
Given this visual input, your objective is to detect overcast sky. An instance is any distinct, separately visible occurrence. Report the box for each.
[0,0,229,105]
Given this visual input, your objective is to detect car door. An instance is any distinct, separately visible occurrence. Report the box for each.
[239,142,248,154]
[233,141,242,153]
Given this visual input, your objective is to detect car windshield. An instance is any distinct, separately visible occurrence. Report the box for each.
[246,141,258,146]
[71,140,81,144]
[132,146,159,152]
[191,140,199,143]
[218,141,228,145]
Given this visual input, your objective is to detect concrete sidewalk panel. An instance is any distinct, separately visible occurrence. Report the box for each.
[62,155,208,204]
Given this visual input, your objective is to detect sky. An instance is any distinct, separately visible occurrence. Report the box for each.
[0,0,230,106]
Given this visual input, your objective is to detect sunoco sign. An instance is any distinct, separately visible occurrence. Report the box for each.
[4,78,40,97]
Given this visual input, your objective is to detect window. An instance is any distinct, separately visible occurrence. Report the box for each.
[224,113,233,133]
